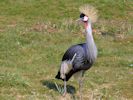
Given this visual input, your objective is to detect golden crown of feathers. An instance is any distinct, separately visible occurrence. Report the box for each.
[79,4,98,23]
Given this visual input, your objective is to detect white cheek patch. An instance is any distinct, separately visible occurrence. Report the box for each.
[84,16,88,21]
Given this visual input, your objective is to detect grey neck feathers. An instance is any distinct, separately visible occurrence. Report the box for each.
[85,21,97,62]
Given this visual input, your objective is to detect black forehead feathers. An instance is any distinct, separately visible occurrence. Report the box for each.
[80,13,85,18]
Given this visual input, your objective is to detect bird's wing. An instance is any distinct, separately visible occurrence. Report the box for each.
[62,44,87,70]
[58,43,93,81]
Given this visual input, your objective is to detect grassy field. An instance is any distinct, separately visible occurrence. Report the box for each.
[0,0,133,100]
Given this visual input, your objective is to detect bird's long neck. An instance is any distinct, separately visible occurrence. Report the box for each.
[84,21,97,62]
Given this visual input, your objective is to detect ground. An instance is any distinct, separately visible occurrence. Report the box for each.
[0,0,133,100]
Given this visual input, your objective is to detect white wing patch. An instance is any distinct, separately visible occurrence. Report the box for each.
[60,53,77,79]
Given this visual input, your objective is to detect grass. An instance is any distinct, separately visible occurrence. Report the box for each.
[0,0,133,99]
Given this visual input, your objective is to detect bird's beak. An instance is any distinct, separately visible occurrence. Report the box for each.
[76,18,83,25]
[76,18,82,22]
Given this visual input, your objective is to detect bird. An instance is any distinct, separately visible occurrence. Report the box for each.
[55,4,98,98]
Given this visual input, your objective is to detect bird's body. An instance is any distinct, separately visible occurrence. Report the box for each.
[56,43,94,81]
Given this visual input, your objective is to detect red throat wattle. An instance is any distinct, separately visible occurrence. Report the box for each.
[84,22,88,29]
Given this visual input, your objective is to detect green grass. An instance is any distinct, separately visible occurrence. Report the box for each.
[0,0,133,99]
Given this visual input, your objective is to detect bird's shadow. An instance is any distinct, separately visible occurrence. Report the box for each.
[40,79,76,95]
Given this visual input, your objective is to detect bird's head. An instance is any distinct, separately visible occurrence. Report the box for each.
[80,13,89,22]
[78,4,98,24]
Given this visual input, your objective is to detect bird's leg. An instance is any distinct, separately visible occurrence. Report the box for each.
[79,70,85,100]
[63,78,67,96]
[79,77,83,100]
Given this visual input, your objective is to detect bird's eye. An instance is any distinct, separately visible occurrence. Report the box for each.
[80,13,85,18]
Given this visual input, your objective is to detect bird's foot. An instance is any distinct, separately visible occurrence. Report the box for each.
[63,92,66,97]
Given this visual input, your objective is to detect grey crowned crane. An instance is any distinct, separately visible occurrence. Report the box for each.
[55,5,98,98]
